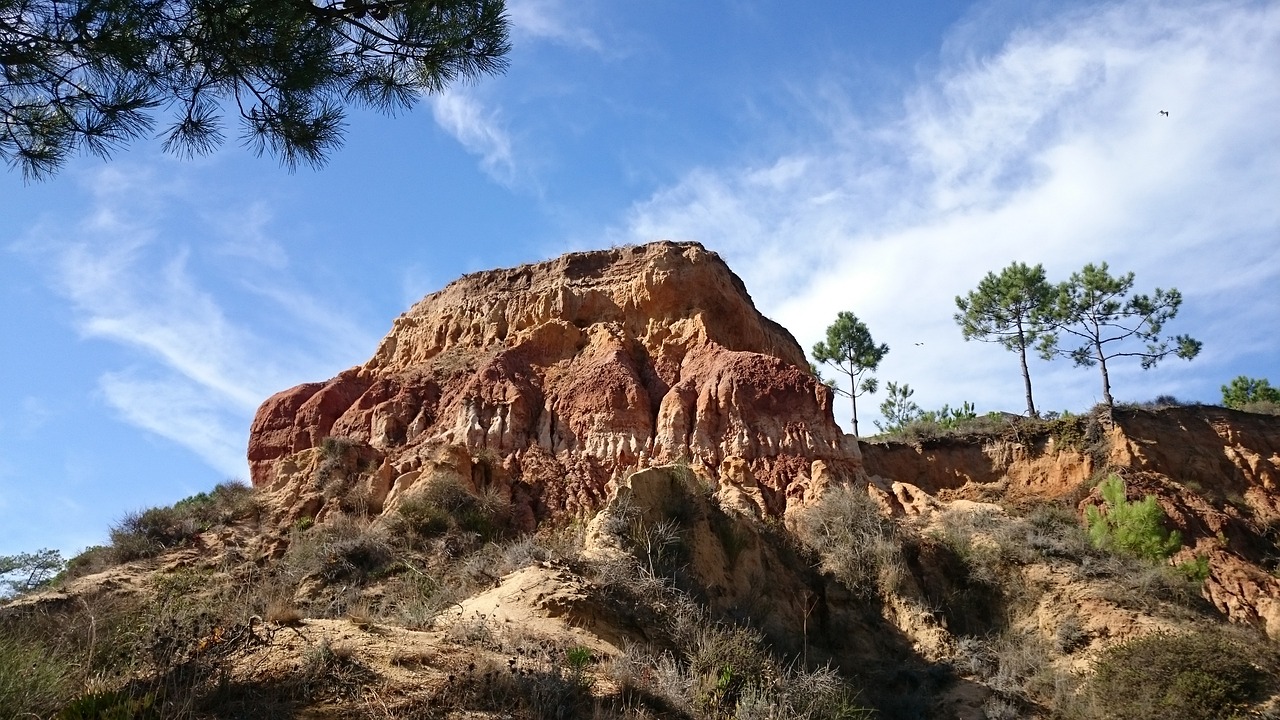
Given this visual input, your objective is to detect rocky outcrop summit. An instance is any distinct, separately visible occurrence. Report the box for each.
[248,241,859,527]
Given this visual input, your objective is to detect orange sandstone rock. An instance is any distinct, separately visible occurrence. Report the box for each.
[248,241,862,524]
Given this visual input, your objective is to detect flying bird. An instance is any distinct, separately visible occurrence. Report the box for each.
[1159,110,1169,116]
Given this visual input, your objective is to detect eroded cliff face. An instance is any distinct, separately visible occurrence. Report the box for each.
[863,406,1280,635]
[1104,407,1280,635]
[248,241,860,527]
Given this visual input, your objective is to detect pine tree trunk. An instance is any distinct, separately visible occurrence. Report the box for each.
[1017,331,1037,417]
[1097,341,1113,407]
[851,394,860,438]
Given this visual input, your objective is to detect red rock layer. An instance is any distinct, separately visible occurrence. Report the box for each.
[248,241,861,522]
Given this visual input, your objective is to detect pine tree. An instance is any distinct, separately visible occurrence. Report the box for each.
[0,0,510,179]
[954,261,1055,417]
[1046,263,1201,408]
[1221,376,1280,409]
[812,311,888,438]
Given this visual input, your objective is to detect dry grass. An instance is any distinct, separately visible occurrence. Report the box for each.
[793,483,903,599]
[11,443,1278,720]
[265,599,304,626]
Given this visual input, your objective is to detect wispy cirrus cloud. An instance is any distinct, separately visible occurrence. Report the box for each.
[506,0,603,51]
[610,0,1280,422]
[428,0,605,186]
[19,165,378,476]
[99,373,249,477]
[430,89,518,186]
[58,241,267,411]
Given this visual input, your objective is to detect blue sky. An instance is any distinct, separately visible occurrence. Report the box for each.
[2,0,1277,557]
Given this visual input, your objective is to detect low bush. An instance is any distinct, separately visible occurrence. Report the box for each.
[110,506,200,561]
[793,484,902,598]
[394,475,512,543]
[60,545,115,582]
[1084,553,1211,613]
[298,639,378,701]
[1239,400,1280,416]
[1019,502,1094,561]
[171,481,260,528]
[1084,630,1273,720]
[278,516,395,617]
[931,506,1014,586]
[104,481,260,564]
[437,645,596,720]
[589,543,873,719]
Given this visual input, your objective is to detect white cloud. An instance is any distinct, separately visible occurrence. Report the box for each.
[506,0,603,51]
[99,372,248,478]
[430,90,518,185]
[611,0,1280,427]
[430,0,604,186]
[209,202,289,269]
[22,166,377,474]
[58,242,266,410]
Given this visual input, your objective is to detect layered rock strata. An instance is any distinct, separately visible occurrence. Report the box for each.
[248,241,861,526]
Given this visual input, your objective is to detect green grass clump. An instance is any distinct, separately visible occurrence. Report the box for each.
[394,476,512,542]
[0,631,77,719]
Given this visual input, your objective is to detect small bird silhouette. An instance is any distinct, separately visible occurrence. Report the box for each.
[914,342,925,346]
[1159,110,1169,116]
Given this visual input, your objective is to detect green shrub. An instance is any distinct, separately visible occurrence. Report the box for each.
[58,546,114,583]
[171,480,259,528]
[1177,554,1211,584]
[285,517,394,586]
[110,506,198,561]
[1120,395,1191,410]
[1221,376,1280,409]
[395,494,455,538]
[874,381,979,435]
[1086,631,1270,720]
[1085,476,1181,561]
[395,476,512,542]
[875,381,922,433]
[106,482,260,563]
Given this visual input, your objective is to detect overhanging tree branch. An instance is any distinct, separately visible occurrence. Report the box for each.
[1,0,510,179]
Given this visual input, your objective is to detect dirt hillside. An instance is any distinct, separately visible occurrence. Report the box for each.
[5,242,1280,720]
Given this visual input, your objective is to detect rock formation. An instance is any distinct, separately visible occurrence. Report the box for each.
[862,405,1280,634]
[246,239,1280,638]
[248,241,861,527]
